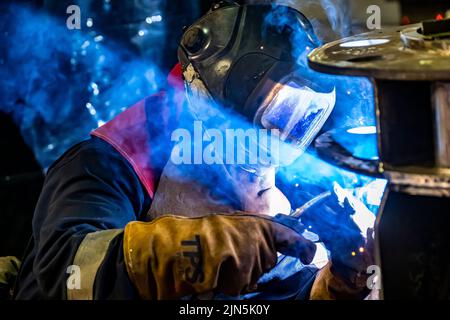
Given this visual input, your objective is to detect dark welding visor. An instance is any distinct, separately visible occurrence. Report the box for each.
[242,63,336,152]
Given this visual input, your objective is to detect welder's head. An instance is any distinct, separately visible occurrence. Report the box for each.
[178,1,336,158]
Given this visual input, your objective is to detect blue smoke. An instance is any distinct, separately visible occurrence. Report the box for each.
[265,3,376,131]
[318,0,351,38]
[262,3,383,209]
[0,2,385,218]
[260,4,386,291]
[1,2,388,297]
[0,4,164,169]
[0,3,383,207]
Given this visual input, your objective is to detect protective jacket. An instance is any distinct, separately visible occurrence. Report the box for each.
[13,65,322,300]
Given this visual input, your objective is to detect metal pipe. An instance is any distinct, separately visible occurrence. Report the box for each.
[433,82,450,168]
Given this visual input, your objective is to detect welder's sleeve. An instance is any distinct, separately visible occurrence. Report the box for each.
[20,138,150,299]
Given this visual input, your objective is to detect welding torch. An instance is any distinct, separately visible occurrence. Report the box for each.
[272,187,372,274]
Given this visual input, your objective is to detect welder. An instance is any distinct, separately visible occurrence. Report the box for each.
[13,2,373,300]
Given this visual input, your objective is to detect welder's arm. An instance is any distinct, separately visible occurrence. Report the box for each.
[26,138,316,300]
[123,213,316,299]
[27,139,148,299]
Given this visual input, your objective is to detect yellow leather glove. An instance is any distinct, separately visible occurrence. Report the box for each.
[0,256,20,300]
[310,228,376,300]
[310,262,369,300]
[123,213,316,299]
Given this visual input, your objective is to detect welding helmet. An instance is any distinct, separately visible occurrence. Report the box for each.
[178,2,336,159]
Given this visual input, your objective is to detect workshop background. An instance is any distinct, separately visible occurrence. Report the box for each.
[0,0,449,259]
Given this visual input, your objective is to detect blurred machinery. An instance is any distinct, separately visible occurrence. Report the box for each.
[350,0,450,26]
[400,0,450,24]
[0,113,43,257]
[309,18,450,299]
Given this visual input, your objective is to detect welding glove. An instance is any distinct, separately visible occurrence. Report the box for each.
[300,186,375,299]
[0,256,20,300]
[310,227,375,300]
[123,213,316,299]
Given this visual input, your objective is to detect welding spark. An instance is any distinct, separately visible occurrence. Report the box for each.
[146,15,162,24]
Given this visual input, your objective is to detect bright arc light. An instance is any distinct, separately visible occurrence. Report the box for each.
[340,39,389,48]
[347,126,377,135]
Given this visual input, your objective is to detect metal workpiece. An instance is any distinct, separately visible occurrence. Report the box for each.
[433,82,450,168]
[385,166,450,197]
[308,21,450,299]
[401,27,450,51]
[314,129,381,178]
[308,24,450,81]
[308,23,450,198]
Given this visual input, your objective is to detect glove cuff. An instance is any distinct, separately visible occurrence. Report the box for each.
[123,221,158,299]
[310,262,370,300]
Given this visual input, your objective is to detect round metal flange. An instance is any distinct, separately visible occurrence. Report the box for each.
[308,24,450,81]
[315,130,450,197]
[401,27,450,51]
[314,129,381,177]
[385,166,450,197]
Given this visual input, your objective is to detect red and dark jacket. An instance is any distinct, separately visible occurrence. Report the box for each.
[14,65,186,299]
[14,64,317,300]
